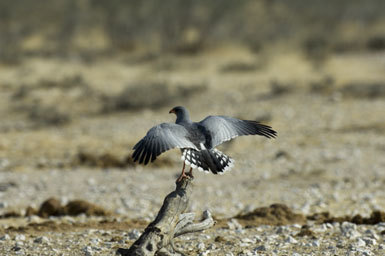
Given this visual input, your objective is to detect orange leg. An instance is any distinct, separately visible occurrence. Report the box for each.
[187,167,193,177]
[176,162,188,182]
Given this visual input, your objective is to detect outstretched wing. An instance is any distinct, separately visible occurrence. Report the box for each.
[132,123,198,165]
[199,116,276,148]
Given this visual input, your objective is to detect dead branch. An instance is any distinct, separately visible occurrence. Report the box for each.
[116,176,214,256]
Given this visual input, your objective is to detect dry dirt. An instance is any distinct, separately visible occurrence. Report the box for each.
[0,46,385,255]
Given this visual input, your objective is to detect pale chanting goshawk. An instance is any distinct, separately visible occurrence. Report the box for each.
[132,106,277,180]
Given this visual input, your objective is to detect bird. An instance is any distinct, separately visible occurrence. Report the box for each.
[132,106,277,181]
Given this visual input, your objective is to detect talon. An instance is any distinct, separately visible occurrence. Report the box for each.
[176,172,189,183]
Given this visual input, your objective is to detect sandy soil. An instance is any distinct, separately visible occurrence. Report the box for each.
[0,47,385,255]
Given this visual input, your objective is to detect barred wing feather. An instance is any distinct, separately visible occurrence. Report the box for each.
[199,116,276,148]
[132,123,198,164]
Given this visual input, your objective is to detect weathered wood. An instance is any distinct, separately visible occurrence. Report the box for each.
[116,176,214,256]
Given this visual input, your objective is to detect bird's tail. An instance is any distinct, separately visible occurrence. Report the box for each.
[182,148,234,174]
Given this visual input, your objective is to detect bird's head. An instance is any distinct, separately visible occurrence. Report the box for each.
[169,106,190,123]
[169,106,184,115]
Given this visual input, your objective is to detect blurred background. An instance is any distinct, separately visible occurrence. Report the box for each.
[0,0,385,215]
[1,0,385,61]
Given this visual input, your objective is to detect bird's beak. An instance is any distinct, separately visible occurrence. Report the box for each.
[169,109,175,114]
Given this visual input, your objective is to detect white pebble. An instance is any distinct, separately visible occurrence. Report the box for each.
[27,215,41,222]
[207,244,216,250]
[103,242,113,248]
[356,248,374,256]
[15,241,24,247]
[83,246,93,256]
[15,234,26,241]
[254,235,262,243]
[362,237,377,246]
[285,236,298,244]
[241,238,253,244]
[275,226,289,234]
[90,238,100,245]
[341,222,357,232]
[341,222,361,239]
[355,238,366,247]
[312,240,320,247]
[227,219,243,230]
[364,229,379,240]
[87,178,96,185]
[0,234,10,240]
[127,229,141,240]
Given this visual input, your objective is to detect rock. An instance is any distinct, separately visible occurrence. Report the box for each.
[341,222,357,231]
[0,158,10,169]
[240,249,251,255]
[285,236,298,244]
[341,222,361,239]
[34,236,49,244]
[255,245,267,251]
[311,240,320,247]
[12,246,22,252]
[15,241,24,247]
[291,224,302,229]
[241,238,253,244]
[356,248,374,256]
[362,237,376,246]
[115,208,126,215]
[197,242,205,251]
[202,234,211,240]
[15,234,26,241]
[336,241,344,248]
[83,246,93,256]
[103,242,113,248]
[127,229,141,240]
[254,235,262,243]
[87,178,96,186]
[364,229,380,240]
[0,234,10,240]
[227,219,243,230]
[207,244,216,250]
[275,226,289,234]
[27,215,40,222]
[90,238,100,245]
[355,238,366,247]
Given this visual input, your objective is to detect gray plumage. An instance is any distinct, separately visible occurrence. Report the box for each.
[132,106,276,174]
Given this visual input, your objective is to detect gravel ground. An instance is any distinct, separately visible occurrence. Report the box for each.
[0,49,385,255]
